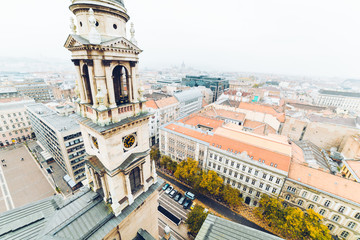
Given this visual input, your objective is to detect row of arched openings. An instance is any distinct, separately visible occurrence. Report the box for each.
[82,64,130,106]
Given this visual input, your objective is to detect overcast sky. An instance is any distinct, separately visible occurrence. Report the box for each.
[1,0,360,77]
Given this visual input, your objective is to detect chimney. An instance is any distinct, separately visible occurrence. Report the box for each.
[164,225,171,240]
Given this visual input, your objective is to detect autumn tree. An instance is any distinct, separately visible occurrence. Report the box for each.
[174,158,200,185]
[185,205,209,235]
[220,184,243,207]
[150,148,161,166]
[256,195,332,240]
[198,170,223,196]
[160,155,172,168]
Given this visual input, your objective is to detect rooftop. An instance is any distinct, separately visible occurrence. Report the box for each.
[319,89,360,98]
[343,160,360,182]
[238,102,285,122]
[179,115,224,131]
[294,141,330,171]
[308,114,359,128]
[288,163,360,205]
[164,122,291,172]
[145,100,158,109]
[174,89,203,102]
[0,180,163,240]
[0,98,35,111]
[155,96,178,109]
[26,103,80,133]
[195,214,283,240]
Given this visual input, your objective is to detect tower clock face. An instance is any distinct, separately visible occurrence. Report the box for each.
[91,136,99,149]
[123,134,136,149]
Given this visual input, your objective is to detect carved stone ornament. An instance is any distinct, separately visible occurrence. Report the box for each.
[88,8,101,44]
[96,88,107,111]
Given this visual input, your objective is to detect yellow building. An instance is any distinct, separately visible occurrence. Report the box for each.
[341,160,360,182]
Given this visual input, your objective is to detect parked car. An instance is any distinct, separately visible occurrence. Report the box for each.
[174,193,182,201]
[178,196,186,205]
[165,186,173,194]
[190,203,196,210]
[183,199,192,209]
[184,191,195,200]
[162,183,170,191]
[169,189,178,198]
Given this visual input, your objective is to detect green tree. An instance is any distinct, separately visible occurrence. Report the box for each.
[168,160,178,172]
[185,205,209,235]
[199,170,223,196]
[150,148,161,166]
[220,184,243,207]
[174,158,200,185]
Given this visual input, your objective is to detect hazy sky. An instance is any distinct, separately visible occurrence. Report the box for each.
[1,0,360,77]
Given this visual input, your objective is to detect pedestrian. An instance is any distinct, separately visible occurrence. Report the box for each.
[21,158,24,161]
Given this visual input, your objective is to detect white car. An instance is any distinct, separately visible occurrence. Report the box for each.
[165,186,173,194]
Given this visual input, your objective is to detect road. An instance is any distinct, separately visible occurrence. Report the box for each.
[157,171,274,235]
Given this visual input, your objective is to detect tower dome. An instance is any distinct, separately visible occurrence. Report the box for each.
[70,0,130,39]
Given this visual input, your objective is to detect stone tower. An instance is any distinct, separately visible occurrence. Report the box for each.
[65,0,157,216]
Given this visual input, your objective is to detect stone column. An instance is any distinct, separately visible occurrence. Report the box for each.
[125,174,134,204]
[152,159,158,183]
[130,61,138,102]
[72,60,86,103]
[100,174,109,201]
[104,60,116,108]
[93,173,101,190]
[85,60,98,108]
[94,59,108,111]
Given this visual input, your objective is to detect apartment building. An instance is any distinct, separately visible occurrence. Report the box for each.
[26,103,86,183]
[160,113,292,206]
[281,163,360,240]
[316,89,360,113]
[0,97,35,147]
[174,89,203,118]
[14,79,53,102]
[146,96,179,146]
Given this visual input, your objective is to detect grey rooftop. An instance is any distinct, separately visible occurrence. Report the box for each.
[26,103,81,133]
[0,179,163,240]
[174,89,203,102]
[195,214,284,240]
[319,89,360,98]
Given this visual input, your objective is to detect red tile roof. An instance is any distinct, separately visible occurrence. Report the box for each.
[179,115,224,130]
[145,100,158,109]
[164,123,291,172]
[288,163,360,204]
[155,96,178,108]
[238,102,285,122]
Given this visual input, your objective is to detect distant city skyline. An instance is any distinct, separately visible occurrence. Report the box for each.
[1,0,360,78]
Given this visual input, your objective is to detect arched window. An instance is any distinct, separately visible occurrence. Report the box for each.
[327,224,335,231]
[112,65,129,105]
[82,64,93,105]
[129,167,141,194]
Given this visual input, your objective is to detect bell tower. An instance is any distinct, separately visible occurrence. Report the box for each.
[65,0,157,216]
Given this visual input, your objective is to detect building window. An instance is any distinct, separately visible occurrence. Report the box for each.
[302,191,307,198]
[228,170,232,176]
[269,176,274,182]
[275,178,280,184]
[208,161,212,166]
[254,170,259,176]
[298,200,303,206]
[236,163,240,168]
[338,206,345,213]
[227,179,230,184]
[332,215,340,222]
[313,195,319,202]
[340,231,349,239]
[248,168,252,174]
[256,192,261,197]
[251,179,256,185]
[234,173,238,178]
[347,221,356,229]
[327,224,335,231]
[272,188,277,194]
[308,204,314,209]
[262,173,267,179]
[259,182,263,188]
[355,213,360,219]
[324,200,331,207]
[240,174,244,180]
[245,177,249,183]
[213,163,216,169]
[129,167,141,194]
[265,185,270,191]
[319,209,326,215]
[249,188,253,194]
[217,165,221,171]
[285,194,291,200]
[223,168,227,174]
[231,161,234,167]
[243,186,247,191]
[242,166,246,171]
[225,159,228,164]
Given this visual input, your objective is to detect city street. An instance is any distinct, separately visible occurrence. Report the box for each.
[157,171,274,235]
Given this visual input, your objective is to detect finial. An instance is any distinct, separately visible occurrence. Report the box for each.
[88,8,101,44]
[130,22,138,45]
[70,17,77,34]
